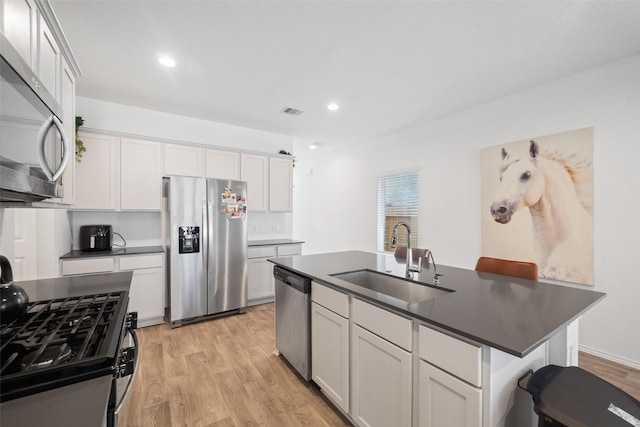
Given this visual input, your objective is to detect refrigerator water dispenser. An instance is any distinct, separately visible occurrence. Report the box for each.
[178,226,199,253]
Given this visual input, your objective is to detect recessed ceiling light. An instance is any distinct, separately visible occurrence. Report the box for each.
[327,103,339,111]
[158,56,176,67]
[309,144,317,149]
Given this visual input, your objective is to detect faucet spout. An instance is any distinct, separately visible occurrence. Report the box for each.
[391,221,416,278]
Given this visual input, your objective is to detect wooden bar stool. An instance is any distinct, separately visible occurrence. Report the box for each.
[475,256,538,281]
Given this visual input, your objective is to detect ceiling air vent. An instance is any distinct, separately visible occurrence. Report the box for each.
[280,106,304,116]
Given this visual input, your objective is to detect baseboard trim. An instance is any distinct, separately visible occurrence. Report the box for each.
[579,345,640,370]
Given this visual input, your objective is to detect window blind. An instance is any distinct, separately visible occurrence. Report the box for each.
[376,171,419,252]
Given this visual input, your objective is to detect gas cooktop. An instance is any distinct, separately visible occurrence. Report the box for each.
[0,291,129,401]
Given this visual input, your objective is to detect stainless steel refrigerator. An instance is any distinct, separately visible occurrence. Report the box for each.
[166,176,248,327]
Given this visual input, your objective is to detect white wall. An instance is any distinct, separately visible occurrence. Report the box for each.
[293,54,640,367]
[76,96,293,154]
[70,211,162,249]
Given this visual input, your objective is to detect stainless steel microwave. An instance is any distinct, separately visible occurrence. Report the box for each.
[0,32,71,203]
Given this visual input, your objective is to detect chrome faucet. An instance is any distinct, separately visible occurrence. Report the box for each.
[391,221,420,278]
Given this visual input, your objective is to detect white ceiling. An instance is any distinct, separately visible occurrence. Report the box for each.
[50,1,640,152]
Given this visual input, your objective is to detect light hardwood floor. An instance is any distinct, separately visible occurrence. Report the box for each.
[120,303,639,426]
[579,350,640,401]
[120,303,350,426]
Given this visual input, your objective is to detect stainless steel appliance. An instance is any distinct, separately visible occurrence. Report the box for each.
[80,225,113,252]
[0,32,71,203]
[0,288,138,427]
[166,176,248,327]
[274,266,312,380]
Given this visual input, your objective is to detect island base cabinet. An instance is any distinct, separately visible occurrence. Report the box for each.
[351,324,412,427]
[419,361,482,427]
[311,302,349,413]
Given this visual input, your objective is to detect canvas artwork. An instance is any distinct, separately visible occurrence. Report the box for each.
[480,128,594,285]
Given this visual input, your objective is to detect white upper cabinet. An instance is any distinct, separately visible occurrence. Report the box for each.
[269,157,293,212]
[206,149,241,180]
[164,143,203,177]
[1,0,64,101]
[240,153,268,212]
[240,154,294,212]
[37,13,60,100]
[121,138,163,210]
[74,133,118,210]
[1,0,37,68]
[74,135,163,211]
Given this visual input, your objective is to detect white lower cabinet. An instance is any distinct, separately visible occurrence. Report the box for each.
[247,243,302,305]
[247,245,276,304]
[419,361,481,427]
[248,256,274,302]
[419,324,482,427]
[60,253,164,327]
[352,324,412,427]
[119,255,165,327]
[307,288,555,427]
[311,301,349,413]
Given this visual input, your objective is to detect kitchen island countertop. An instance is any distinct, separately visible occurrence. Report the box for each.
[269,250,605,358]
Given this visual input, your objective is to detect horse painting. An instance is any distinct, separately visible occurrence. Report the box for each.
[489,139,593,284]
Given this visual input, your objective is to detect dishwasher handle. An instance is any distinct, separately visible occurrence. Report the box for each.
[274,266,311,294]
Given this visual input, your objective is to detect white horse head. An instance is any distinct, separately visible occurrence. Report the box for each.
[489,139,594,284]
[490,140,545,224]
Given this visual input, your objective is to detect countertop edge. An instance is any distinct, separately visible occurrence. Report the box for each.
[248,239,304,247]
[60,246,165,259]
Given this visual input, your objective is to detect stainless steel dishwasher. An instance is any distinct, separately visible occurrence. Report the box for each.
[274,266,312,380]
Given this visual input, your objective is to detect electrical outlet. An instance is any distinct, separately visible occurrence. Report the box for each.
[255,226,263,232]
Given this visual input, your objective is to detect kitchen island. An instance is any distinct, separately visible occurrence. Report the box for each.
[269,251,606,427]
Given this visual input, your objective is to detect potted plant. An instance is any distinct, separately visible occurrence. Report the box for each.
[75,116,86,162]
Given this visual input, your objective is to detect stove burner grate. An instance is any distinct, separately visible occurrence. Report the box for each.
[0,292,126,378]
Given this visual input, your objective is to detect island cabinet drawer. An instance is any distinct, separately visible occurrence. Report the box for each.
[312,282,349,318]
[62,258,114,276]
[419,325,482,387]
[119,254,163,271]
[248,246,276,259]
[352,298,412,351]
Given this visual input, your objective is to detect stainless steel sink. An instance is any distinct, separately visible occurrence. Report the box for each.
[330,269,452,304]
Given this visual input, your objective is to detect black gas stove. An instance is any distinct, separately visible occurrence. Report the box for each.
[0,291,132,401]
[0,287,138,427]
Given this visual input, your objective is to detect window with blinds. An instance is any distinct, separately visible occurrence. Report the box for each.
[376,171,419,252]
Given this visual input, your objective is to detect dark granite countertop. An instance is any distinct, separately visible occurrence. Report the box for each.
[60,245,164,259]
[248,239,304,247]
[269,250,605,358]
[12,271,133,302]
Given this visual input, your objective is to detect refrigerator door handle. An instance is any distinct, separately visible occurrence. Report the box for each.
[207,200,215,273]
[202,200,208,272]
